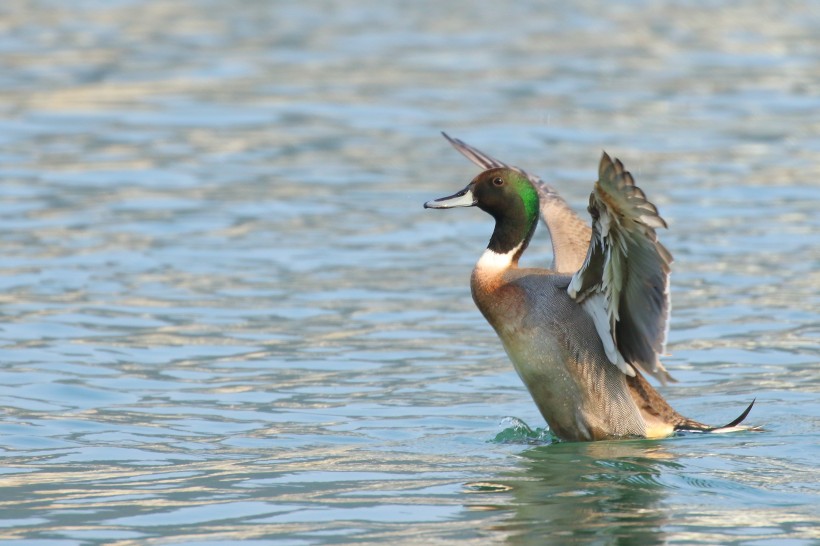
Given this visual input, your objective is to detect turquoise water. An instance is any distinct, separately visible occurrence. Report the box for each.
[1,1,818,544]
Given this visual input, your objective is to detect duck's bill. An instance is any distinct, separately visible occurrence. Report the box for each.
[424,185,476,209]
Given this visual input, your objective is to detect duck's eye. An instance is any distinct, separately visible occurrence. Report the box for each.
[492,177,504,187]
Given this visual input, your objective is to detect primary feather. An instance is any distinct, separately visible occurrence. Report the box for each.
[568,153,674,384]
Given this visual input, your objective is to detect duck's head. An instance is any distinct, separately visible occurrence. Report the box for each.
[425,168,540,258]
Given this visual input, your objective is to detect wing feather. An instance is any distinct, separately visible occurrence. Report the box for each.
[568,153,674,384]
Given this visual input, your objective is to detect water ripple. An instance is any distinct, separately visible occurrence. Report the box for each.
[0,0,818,544]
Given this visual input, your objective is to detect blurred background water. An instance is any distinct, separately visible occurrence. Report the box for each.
[0,0,818,544]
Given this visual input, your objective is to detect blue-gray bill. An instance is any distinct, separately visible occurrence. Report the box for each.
[424,185,476,209]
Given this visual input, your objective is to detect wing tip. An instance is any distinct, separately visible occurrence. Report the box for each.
[596,153,669,235]
[654,367,676,385]
[599,151,613,179]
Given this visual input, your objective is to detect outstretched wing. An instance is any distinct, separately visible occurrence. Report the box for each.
[567,153,674,384]
[442,132,591,273]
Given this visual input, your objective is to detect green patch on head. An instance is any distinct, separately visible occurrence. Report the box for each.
[511,173,540,227]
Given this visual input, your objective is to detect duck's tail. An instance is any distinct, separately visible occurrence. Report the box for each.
[674,399,759,434]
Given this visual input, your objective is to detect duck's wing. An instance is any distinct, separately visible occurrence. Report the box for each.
[567,153,674,384]
[442,132,591,273]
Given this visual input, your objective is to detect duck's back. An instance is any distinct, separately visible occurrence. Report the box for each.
[472,268,648,441]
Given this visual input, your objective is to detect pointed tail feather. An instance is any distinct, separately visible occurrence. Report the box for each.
[675,399,759,434]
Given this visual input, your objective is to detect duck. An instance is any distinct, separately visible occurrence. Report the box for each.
[424,133,754,442]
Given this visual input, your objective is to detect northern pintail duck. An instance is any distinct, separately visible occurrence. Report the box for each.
[425,133,754,442]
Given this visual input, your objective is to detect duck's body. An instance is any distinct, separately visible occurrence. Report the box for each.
[425,134,754,442]
[475,263,647,440]
[473,258,695,441]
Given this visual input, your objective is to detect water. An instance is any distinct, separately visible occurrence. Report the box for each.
[0,0,818,544]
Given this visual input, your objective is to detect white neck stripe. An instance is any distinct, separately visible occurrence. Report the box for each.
[476,243,522,272]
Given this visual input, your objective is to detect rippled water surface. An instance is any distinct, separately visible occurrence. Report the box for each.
[1,1,819,544]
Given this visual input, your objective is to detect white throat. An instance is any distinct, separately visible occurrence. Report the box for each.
[476,243,522,273]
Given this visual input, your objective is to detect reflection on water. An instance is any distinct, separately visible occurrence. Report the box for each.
[468,441,676,545]
[0,0,819,544]
[468,436,819,545]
